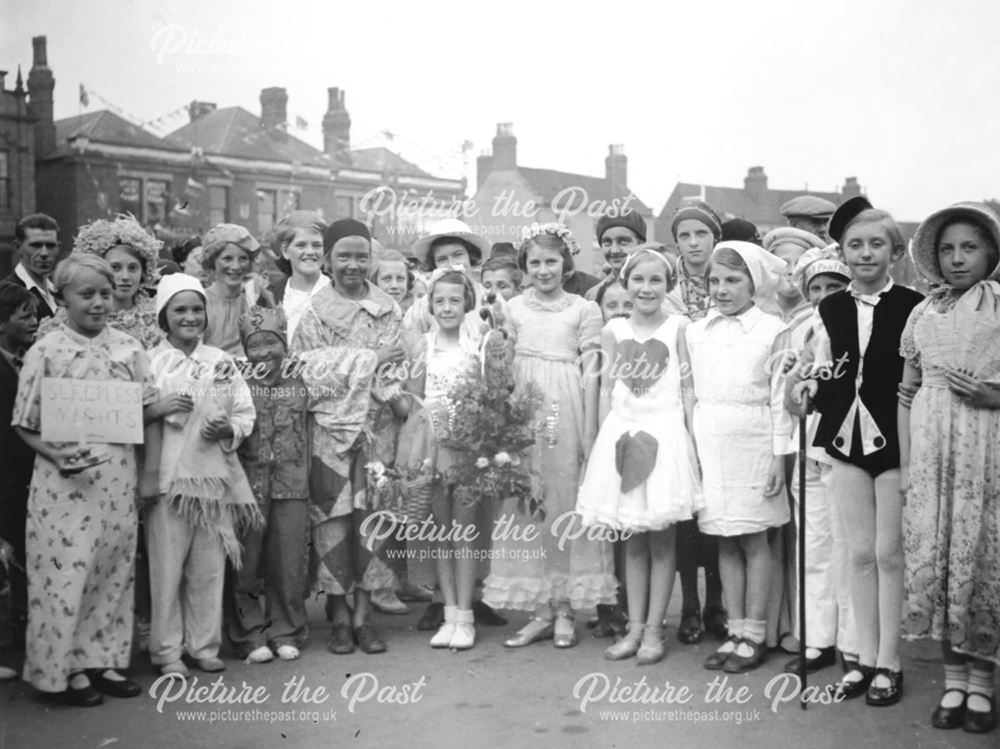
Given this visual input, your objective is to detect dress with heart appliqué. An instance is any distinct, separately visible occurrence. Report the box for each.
[577,315,704,531]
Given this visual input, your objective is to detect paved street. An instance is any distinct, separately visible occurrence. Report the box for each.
[2,595,995,749]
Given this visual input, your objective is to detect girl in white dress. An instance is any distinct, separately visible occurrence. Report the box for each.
[397,269,482,649]
[686,241,794,674]
[577,249,703,664]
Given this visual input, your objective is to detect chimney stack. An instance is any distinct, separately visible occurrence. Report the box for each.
[27,36,56,157]
[744,165,767,199]
[476,150,493,188]
[605,144,627,197]
[842,176,861,198]
[260,87,288,141]
[492,123,517,171]
[322,87,351,168]
[188,100,217,122]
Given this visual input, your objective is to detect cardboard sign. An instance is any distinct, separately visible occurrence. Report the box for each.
[40,378,144,444]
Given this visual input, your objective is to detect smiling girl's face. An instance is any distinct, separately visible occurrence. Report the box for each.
[213,244,252,292]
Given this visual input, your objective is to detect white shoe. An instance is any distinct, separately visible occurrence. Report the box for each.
[275,645,300,661]
[0,666,19,680]
[449,610,475,650]
[246,645,274,664]
[430,605,458,648]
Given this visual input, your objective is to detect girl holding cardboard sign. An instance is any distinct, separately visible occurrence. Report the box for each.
[12,254,158,707]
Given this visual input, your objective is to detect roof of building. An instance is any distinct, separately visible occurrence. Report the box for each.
[53,110,182,153]
[167,106,330,166]
[348,146,431,178]
[514,166,652,215]
[661,181,843,224]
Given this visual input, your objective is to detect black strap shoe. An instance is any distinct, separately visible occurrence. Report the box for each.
[724,638,767,674]
[704,634,741,670]
[833,664,875,700]
[783,646,837,675]
[930,689,966,729]
[963,694,996,734]
[865,668,903,707]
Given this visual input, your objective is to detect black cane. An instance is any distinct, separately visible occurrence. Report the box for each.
[798,392,809,709]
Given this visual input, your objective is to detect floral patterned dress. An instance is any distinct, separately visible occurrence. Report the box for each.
[901,283,1000,664]
[12,322,156,691]
[483,289,617,611]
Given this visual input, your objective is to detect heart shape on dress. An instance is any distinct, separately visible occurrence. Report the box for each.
[614,430,659,494]
[615,338,670,396]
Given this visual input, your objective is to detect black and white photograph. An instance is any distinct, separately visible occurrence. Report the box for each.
[1,1,998,747]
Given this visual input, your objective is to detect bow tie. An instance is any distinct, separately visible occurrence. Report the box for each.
[851,289,884,307]
[12,355,23,370]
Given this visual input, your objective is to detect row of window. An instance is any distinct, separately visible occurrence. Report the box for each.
[117,175,357,231]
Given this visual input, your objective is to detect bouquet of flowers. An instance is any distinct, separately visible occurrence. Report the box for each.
[437,312,557,520]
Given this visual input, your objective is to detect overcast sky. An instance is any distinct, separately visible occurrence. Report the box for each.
[4,0,998,222]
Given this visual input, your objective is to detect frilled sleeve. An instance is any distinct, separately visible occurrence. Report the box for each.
[578,299,604,351]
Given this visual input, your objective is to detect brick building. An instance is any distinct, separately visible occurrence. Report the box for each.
[470,124,654,274]
[24,36,463,255]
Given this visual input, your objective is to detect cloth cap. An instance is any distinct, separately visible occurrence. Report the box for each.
[712,240,787,301]
[595,209,647,244]
[762,227,827,255]
[239,305,288,346]
[490,242,517,259]
[910,201,1000,285]
[792,247,851,295]
[671,201,723,240]
[155,272,207,316]
[779,195,837,219]
[828,196,874,244]
[202,224,261,271]
[324,219,371,252]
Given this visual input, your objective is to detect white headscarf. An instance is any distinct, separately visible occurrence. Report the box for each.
[712,240,787,301]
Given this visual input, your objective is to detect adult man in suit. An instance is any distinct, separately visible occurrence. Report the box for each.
[2,213,61,320]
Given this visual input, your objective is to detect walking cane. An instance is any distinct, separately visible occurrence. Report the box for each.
[798,392,809,710]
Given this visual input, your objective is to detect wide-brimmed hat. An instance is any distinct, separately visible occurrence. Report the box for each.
[910,201,1000,284]
[411,219,490,271]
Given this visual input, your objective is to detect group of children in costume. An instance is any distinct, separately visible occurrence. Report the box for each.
[0,194,997,735]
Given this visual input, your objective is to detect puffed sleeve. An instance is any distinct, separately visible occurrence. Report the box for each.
[11,340,47,431]
[578,299,604,352]
[899,299,927,371]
